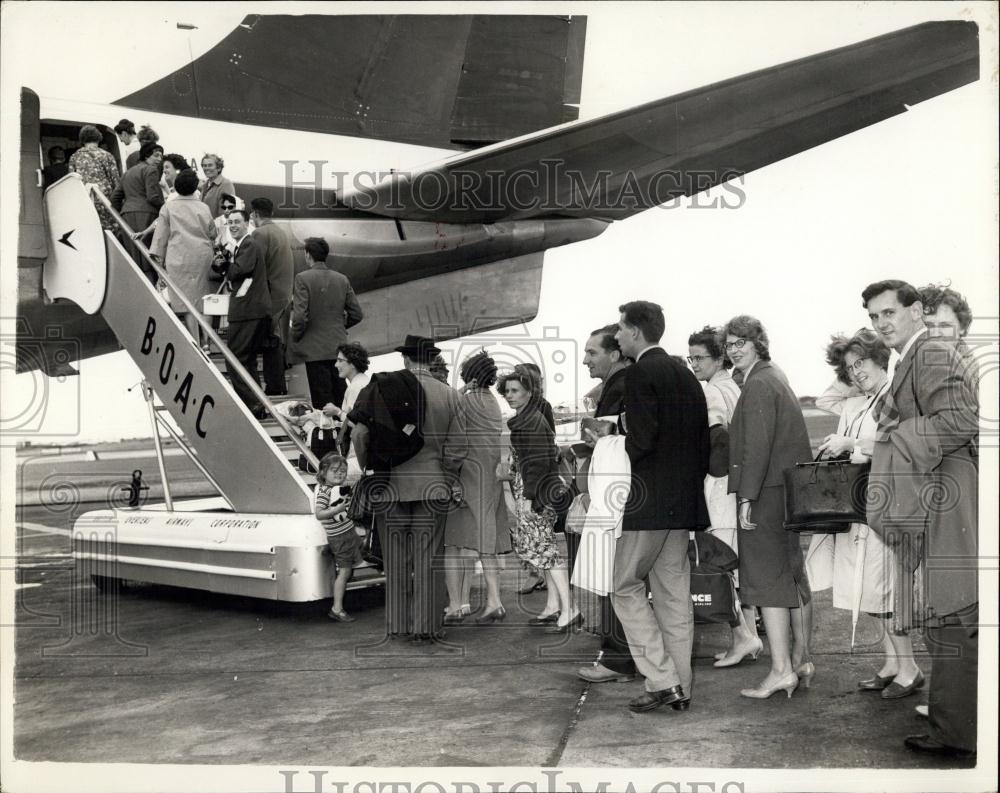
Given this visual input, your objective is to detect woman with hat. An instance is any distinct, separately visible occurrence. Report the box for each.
[442,351,512,624]
[111,141,165,283]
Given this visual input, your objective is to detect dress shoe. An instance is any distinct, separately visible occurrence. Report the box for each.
[713,637,764,668]
[903,734,975,758]
[628,685,686,712]
[882,670,925,700]
[475,606,506,624]
[442,610,468,626]
[858,672,895,691]
[740,672,799,699]
[795,662,816,689]
[528,611,560,626]
[577,663,636,684]
[545,612,584,634]
[327,608,355,622]
[518,578,547,594]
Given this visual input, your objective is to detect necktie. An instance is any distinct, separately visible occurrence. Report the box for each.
[874,385,899,441]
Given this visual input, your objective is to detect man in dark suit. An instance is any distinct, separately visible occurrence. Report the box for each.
[289,236,364,408]
[224,209,271,417]
[611,301,709,712]
[250,197,295,396]
[864,280,979,758]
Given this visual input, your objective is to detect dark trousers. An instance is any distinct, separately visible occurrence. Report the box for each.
[599,595,638,675]
[564,531,580,572]
[262,303,291,394]
[926,602,978,752]
[376,501,447,636]
[305,359,347,409]
[226,317,270,410]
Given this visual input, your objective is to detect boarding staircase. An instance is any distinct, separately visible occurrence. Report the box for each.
[43,174,381,598]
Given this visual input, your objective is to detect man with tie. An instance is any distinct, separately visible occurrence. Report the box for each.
[612,301,710,713]
[863,279,979,758]
[224,209,271,417]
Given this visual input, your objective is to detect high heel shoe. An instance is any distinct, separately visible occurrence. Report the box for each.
[475,606,507,624]
[713,637,764,668]
[740,672,799,699]
[545,612,584,634]
[796,662,816,689]
[882,670,924,700]
[528,611,560,626]
[442,605,471,625]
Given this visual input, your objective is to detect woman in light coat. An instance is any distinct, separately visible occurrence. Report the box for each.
[150,169,216,339]
[806,329,923,698]
[442,351,512,624]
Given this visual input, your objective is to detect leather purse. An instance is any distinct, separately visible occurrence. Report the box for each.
[783,453,870,533]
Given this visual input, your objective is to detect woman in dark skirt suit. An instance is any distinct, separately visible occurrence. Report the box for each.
[725,315,814,699]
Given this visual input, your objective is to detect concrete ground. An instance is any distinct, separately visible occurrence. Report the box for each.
[11,505,980,773]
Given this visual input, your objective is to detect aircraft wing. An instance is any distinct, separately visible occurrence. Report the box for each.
[340,21,979,223]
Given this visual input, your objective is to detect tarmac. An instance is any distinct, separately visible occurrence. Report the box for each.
[11,504,979,774]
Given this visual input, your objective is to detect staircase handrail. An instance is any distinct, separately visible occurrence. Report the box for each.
[89,185,320,472]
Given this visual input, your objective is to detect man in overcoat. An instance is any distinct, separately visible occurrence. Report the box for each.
[288,236,363,408]
[864,279,979,758]
[352,335,459,643]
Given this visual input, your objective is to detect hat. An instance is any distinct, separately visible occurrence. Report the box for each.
[395,334,441,362]
[139,141,164,161]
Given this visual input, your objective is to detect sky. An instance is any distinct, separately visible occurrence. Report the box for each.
[1,1,998,444]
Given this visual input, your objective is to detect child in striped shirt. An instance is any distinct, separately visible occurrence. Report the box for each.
[314,452,363,622]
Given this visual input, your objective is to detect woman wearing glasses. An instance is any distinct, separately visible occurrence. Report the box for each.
[724,315,814,699]
[687,326,762,667]
[805,330,923,699]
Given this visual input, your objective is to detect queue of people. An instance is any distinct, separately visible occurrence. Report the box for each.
[325,279,977,762]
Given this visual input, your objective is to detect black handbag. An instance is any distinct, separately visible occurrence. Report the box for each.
[298,426,340,473]
[783,452,869,533]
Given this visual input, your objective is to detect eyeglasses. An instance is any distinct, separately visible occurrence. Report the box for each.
[686,355,714,364]
[847,358,870,373]
[723,339,747,351]
[221,205,235,211]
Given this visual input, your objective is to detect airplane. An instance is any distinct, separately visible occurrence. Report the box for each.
[11,14,981,602]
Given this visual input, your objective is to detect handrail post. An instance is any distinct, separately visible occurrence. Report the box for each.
[90,185,319,471]
[143,381,173,511]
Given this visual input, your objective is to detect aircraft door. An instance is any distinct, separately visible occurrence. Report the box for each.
[42,174,107,314]
[19,88,47,266]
